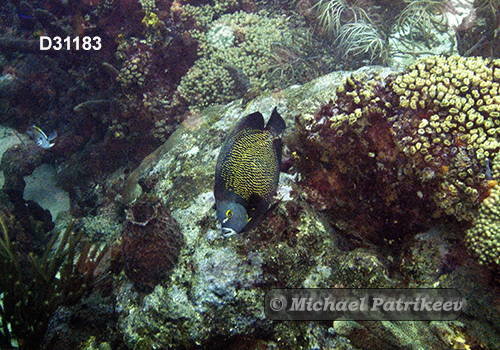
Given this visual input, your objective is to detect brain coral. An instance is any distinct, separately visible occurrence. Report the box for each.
[298,55,500,241]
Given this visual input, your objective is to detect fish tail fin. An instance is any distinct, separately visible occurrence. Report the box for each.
[266,107,286,135]
[47,130,57,141]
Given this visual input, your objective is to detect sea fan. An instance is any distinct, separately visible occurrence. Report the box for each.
[395,0,452,49]
[336,20,388,62]
[314,0,372,35]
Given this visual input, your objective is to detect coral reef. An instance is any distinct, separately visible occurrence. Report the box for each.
[179,0,242,28]
[394,0,456,51]
[110,93,500,349]
[43,290,119,349]
[3,0,500,347]
[0,143,47,193]
[297,73,429,240]
[266,28,337,88]
[312,0,391,64]
[176,11,290,110]
[139,0,156,13]
[309,0,471,67]
[389,55,500,219]
[399,227,466,286]
[297,55,500,243]
[333,319,470,350]
[116,39,153,87]
[457,0,500,57]
[176,10,334,111]
[0,54,68,130]
[0,189,54,256]
[206,22,235,49]
[336,20,388,63]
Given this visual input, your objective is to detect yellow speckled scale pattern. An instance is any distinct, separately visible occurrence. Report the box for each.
[220,128,278,201]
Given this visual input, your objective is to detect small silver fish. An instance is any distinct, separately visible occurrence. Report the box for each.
[27,125,57,149]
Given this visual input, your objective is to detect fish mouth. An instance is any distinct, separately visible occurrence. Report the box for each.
[221,227,237,237]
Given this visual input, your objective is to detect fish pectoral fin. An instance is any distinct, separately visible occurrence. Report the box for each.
[247,193,264,210]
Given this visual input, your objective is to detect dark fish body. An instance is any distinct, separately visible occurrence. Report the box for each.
[214,107,286,234]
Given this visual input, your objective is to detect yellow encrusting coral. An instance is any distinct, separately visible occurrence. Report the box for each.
[116,39,152,87]
[298,55,500,261]
[390,55,500,219]
[466,182,500,266]
[466,154,500,267]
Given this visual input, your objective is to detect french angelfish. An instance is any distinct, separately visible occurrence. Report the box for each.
[214,107,286,236]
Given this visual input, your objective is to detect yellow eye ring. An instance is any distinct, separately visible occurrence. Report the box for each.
[226,209,232,218]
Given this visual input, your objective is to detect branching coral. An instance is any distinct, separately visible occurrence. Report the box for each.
[176,11,297,110]
[206,22,235,49]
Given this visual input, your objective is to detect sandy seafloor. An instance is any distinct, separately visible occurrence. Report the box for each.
[0,126,70,219]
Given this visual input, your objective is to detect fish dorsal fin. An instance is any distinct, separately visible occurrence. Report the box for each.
[236,111,265,131]
[265,107,286,135]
